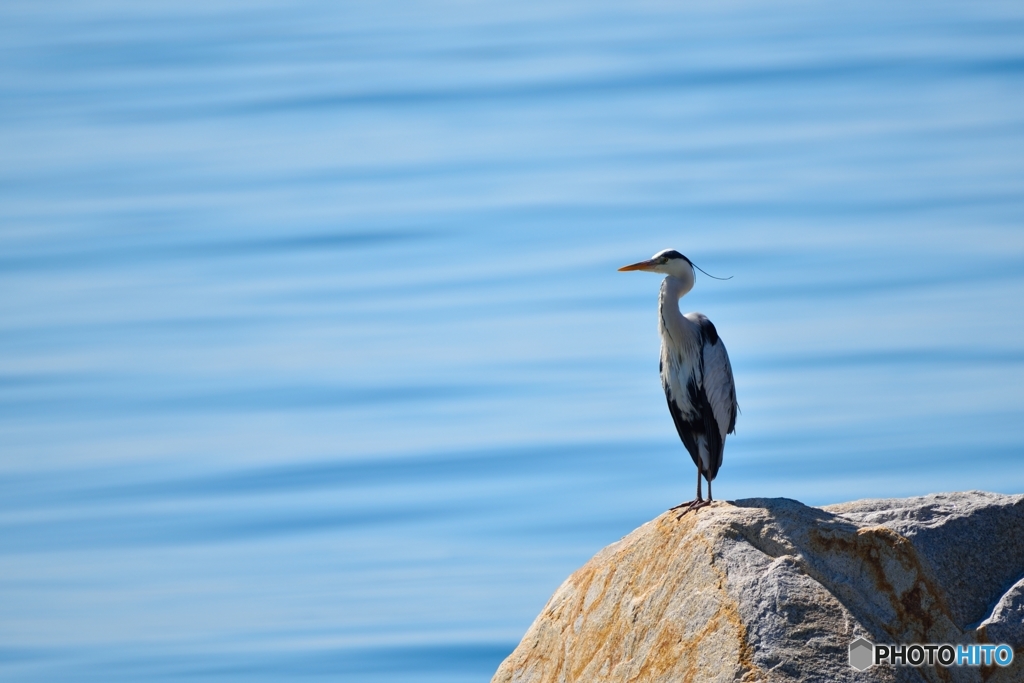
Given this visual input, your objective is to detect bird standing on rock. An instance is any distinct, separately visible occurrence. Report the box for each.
[619,249,738,515]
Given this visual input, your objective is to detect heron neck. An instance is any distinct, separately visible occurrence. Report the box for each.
[658,275,692,333]
[660,275,693,302]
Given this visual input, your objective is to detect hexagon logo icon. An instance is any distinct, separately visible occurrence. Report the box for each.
[849,637,874,671]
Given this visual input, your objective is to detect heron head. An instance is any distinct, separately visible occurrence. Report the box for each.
[618,249,695,280]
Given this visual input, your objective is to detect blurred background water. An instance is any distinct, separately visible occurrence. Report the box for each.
[2,0,1023,680]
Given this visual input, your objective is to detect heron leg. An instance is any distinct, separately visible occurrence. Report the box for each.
[671,466,711,518]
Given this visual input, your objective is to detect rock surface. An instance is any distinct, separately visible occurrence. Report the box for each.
[492,491,1024,683]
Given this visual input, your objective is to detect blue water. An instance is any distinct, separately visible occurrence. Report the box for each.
[2,1,1024,680]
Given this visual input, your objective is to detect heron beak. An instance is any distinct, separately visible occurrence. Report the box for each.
[618,259,658,272]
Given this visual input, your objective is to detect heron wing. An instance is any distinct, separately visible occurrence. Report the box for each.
[698,319,738,438]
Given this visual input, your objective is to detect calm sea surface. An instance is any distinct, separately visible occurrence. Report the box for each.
[2,1,1023,680]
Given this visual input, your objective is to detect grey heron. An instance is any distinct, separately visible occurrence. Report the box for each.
[619,249,738,515]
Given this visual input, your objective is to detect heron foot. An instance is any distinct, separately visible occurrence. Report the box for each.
[671,498,712,519]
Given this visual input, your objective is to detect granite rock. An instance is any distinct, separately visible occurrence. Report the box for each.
[492,491,1024,683]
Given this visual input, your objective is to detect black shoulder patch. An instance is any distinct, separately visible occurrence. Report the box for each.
[698,317,719,345]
